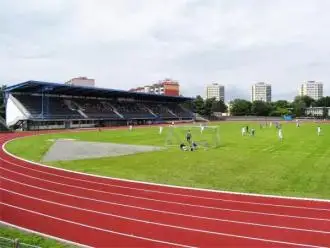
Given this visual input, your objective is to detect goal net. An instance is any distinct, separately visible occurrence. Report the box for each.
[164,124,220,149]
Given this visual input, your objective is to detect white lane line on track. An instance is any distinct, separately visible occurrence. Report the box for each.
[1,165,329,222]
[1,189,327,248]
[0,221,91,248]
[0,202,194,248]
[3,138,330,204]
[1,157,329,212]
[2,175,329,234]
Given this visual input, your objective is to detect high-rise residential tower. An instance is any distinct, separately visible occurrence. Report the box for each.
[251,82,272,102]
[206,83,225,101]
[298,81,323,100]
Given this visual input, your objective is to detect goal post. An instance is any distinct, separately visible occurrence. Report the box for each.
[164,124,220,149]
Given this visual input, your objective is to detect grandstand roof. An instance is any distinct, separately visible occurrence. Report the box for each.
[5,80,192,102]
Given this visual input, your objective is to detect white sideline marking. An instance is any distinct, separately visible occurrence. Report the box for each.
[0,201,193,248]
[3,137,330,203]
[1,156,329,212]
[1,189,327,248]
[2,175,329,234]
[1,165,329,222]
[0,221,91,248]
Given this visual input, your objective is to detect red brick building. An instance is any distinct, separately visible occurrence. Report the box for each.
[129,79,180,96]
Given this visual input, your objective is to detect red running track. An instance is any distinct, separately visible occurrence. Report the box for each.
[0,131,330,247]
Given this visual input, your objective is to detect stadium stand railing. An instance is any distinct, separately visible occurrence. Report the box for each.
[0,236,41,248]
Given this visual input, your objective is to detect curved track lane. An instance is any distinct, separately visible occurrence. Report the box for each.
[0,131,330,247]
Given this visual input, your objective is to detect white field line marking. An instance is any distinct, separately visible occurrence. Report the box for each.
[0,221,91,248]
[1,157,329,212]
[0,202,193,248]
[2,175,329,235]
[1,165,329,222]
[3,137,330,204]
[1,189,327,248]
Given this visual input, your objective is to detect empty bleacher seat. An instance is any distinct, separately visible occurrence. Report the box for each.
[111,102,155,119]
[15,95,83,119]
[72,99,121,119]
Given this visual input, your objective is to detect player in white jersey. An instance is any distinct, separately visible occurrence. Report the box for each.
[159,126,163,134]
[241,127,246,136]
[129,125,133,131]
[278,128,283,141]
[296,120,300,128]
[200,124,205,134]
[317,126,321,136]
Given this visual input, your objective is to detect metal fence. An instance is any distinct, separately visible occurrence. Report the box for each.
[0,237,41,248]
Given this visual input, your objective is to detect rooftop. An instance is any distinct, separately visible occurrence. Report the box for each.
[4,80,192,102]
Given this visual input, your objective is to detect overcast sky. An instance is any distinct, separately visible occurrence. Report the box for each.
[1,0,329,101]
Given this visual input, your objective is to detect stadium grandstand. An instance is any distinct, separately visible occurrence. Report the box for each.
[4,81,194,131]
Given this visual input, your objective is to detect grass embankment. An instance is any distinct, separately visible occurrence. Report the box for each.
[5,122,330,199]
[0,226,73,247]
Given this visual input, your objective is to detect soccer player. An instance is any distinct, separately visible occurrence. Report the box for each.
[296,120,300,128]
[180,143,188,151]
[278,128,283,141]
[191,142,198,150]
[251,128,255,136]
[241,127,246,136]
[186,130,192,143]
[200,124,205,134]
[159,126,163,134]
[317,126,321,136]
[129,125,133,131]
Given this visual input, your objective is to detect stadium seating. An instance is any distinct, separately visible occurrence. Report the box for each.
[15,95,82,119]
[13,94,193,121]
[167,103,193,119]
[111,102,155,119]
[146,103,177,119]
[72,99,121,119]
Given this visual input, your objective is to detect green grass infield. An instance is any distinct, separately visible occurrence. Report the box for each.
[0,225,74,247]
[5,122,330,199]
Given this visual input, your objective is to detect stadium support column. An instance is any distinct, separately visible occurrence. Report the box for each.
[3,91,9,107]
[40,86,52,119]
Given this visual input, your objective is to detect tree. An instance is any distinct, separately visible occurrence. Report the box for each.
[211,99,227,113]
[292,97,307,117]
[273,100,290,109]
[294,95,315,108]
[315,96,330,107]
[269,100,292,116]
[229,99,252,116]
[203,97,216,117]
[193,95,205,115]
[251,100,272,116]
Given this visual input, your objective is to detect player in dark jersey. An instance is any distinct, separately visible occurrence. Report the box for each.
[186,130,192,143]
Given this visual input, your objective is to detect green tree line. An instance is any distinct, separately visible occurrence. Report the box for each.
[185,95,330,118]
[182,96,228,117]
[229,95,330,117]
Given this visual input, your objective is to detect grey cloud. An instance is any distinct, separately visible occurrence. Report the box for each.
[1,0,330,99]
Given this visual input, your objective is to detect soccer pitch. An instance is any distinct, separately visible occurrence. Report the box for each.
[5,122,330,199]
